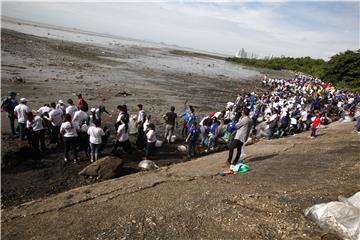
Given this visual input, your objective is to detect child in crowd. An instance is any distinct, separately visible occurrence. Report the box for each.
[310,113,321,139]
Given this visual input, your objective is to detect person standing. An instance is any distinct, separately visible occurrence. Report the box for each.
[112,116,132,155]
[76,93,88,112]
[79,120,90,159]
[115,105,126,131]
[60,114,79,163]
[355,104,360,134]
[72,105,89,126]
[14,98,31,140]
[145,123,156,160]
[163,106,177,144]
[44,102,63,144]
[310,113,321,139]
[87,119,105,162]
[225,108,253,167]
[136,104,146,150]
[65,99,78,119]
[56,100,66,115]
[26,112,46,154]
[1,92,19,136]
[185,121,199,157]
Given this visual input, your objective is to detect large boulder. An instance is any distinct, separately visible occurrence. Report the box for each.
[79,156,124,180]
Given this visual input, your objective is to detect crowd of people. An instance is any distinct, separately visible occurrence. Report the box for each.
[2,73,360,167]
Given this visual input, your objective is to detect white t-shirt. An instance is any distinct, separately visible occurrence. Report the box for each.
[117,123,129,142]
[60,121,79,138]
[66,105,78,118]
[49,108,63,126]
[143,119,150,132]
[73,110,88,125]
[301,110,308,121]
[117,112,125,122]
[81,123,89,133]
[146,129,156,143]
[26,116,44,131]
[37,106,51,115]
[14,103,31,123]
[56,104,66,114]
[87,126,105,144]
[137,110,146,123]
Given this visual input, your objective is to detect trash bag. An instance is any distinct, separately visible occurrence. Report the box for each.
[230,163,250,173]
[177,145,187,152]
[138,160,159,171]
[304,192,360,240]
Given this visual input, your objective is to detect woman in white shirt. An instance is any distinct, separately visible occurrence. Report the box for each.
[26,112,46,154]
[112,116,132,155]
[60,114,79,163]
[145,123,157,160]
[87,119,105,162]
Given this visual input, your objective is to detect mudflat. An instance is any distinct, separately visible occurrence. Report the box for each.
[1,27,274,207]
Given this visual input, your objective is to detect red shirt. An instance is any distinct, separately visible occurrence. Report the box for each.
[312,117,321,128]
[77,98,85,109]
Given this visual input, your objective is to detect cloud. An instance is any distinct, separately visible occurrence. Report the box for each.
[2,2,359,59]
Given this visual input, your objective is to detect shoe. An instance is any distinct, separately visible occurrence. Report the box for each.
[64,158,68,163]
[210,147,215,151]
[204,149,208,153]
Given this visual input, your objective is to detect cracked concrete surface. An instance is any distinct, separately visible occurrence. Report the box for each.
[2,121,360,239]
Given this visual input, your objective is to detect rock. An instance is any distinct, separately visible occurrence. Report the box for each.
[11,77,24,83]
[79,156,124,180]
[115,91,132,97]
[75,75,84,79]
[177,145,187,152]
[138,160,159,171]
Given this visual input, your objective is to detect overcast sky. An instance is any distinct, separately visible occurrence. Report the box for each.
[2,1,359,59]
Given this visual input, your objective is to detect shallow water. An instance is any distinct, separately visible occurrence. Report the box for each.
[3,18,260,80]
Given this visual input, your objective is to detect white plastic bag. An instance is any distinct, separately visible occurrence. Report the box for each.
[305,192,360,240]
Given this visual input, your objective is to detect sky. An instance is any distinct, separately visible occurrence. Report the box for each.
[2,1,359,59]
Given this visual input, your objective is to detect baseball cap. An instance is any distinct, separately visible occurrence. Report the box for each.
[20,98,28,103]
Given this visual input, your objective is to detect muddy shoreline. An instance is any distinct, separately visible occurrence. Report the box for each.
[1,28,291,208]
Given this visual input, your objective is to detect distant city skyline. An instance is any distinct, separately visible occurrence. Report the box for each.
[2,2,359,59]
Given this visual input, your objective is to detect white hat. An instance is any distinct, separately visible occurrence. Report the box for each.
[251,92,255,95]
[90,108,96,112]
[58,100,64,104]
[20,98,28,103]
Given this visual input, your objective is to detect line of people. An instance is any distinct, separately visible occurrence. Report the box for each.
[2,72,360,167]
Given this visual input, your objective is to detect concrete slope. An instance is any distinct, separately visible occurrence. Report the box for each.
[2,122,360,240]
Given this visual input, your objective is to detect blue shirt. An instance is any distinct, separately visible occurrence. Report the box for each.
[187,114,196,130]
[189,126,199,142]
[210,122,219,135]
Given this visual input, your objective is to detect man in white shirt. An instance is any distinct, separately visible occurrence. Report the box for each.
[65,99,78,119]
[145,123,156,159]
[14,98,31,140]
[72,105,89,126]
[136,104,146,149]
[36,104,51,115]
[56,100,66,115]
[44,102,63,144]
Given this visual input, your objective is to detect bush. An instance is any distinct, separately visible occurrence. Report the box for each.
[227,50,360,92]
